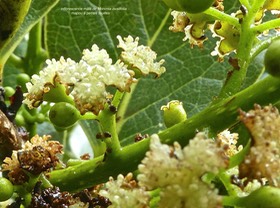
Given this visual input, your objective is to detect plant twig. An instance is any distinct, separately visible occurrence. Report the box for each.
[48,75,280,192]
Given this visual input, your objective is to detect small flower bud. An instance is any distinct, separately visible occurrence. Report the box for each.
[161,100,187,128]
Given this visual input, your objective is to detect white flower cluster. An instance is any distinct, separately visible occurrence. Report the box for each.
[117,35,166,77]
[101,133,228,208]
[99,173,149,208]
[137,133,228,208]
[24,36,165,114]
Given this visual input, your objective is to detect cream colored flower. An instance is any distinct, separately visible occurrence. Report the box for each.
[71,77,109,115]
[217,129,242,157]
[23,41,138,114]
[82,44,112,67]
[138,133,228,208]
[99,173,149,208]
[117,35,166,77]
[169,11,189,33]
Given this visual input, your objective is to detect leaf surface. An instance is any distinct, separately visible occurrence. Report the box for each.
[0,0,59,65]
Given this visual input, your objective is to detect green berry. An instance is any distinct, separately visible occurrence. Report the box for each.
[161,100,187,128]
[162,0,215,13]
[264,39,280,77]
[4,86,15,98]
[16,73,30,91]
[15,114,25,126]
[49,102,81,129]
[0,177,14,201]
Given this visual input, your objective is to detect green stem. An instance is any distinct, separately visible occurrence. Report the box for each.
[23,107,38,136]
[112,90,124,107]
[78,91,124,157]
[218,0,267,99]
[80,112,98,120]
[253,18,280,33]
[98,109,120,154]
[203,7,240,28]
[49,75,280,192]
[222,195,243,207]
[40,174,53,189]
[22,107,36,123]
[7,54,24,69]
[116,83,137,134]
[237,0,266,64]
[97,90,124,154]
[62,130,75,161]
[24,21,47,76]
[236,11,255,68]
[27,22,41,57]
[249,36,280,68]
[251,0,267,14]
[218,171,238,196]
[239,0,250,9]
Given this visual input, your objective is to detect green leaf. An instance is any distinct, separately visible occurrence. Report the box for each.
[45,0,262,146]
[0,0,59,76]
[0,0,31,51]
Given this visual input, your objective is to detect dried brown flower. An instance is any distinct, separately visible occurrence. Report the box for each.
[18,146,53,175]
[1,150,29,184]
[2,135,63,184]
[30,185,72,208]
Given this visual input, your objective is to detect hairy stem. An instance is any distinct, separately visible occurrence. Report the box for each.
[49,75,280,192]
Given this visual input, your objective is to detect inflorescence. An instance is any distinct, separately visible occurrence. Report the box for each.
[23,36,166,115]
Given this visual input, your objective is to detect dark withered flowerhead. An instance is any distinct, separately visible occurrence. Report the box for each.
[2,135,63,184]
